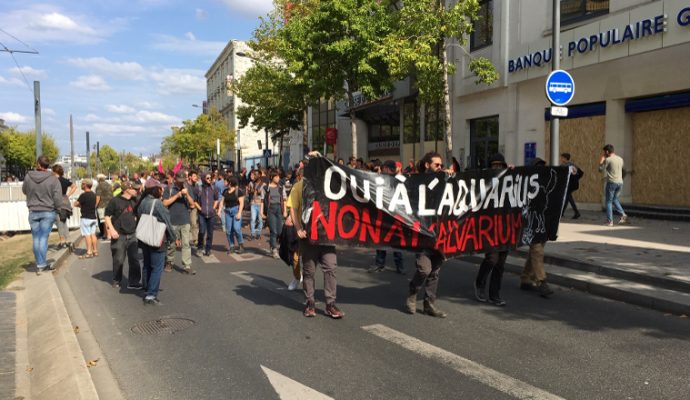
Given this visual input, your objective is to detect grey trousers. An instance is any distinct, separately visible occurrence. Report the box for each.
[111,233,141,285]
[300,241,337,304]
[409,252,444,302]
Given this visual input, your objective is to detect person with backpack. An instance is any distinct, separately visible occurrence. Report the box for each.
[560,153,582,219]
[264,170,287,259]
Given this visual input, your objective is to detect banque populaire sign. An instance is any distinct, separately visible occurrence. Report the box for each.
[509,4,690,74]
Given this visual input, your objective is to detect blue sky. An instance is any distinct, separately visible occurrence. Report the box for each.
[0,0,273,157]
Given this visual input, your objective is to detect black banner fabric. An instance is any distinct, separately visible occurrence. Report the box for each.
[302,158,570,258]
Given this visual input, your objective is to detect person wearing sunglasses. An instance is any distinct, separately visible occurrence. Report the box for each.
[196,173,219,256]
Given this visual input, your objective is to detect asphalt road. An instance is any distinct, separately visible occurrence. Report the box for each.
[57,234,690,400]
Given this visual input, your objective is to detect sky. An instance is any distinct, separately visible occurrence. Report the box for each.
[0,0,273,157]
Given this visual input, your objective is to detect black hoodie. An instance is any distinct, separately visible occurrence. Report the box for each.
[22,170,63,212]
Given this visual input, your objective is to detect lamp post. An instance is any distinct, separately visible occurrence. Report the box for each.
[550,0,561,166]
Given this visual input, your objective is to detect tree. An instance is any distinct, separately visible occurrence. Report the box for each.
[0,128,59,175]
[89,144,119,175]
[380,0,499,162]
[255,0,395,158]
[233,61,307,167]
[161,109,235,167]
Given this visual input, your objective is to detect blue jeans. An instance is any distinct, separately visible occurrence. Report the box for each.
[29,211,56,269]
[605,181,626,222]
[375,249,404,272]
[224,206,243,247]
[198,214,215,252]
[142,245,165,298]
[266,204,284,249]
[250,204,263,238]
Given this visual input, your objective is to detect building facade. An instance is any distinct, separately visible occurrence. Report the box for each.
[205,40,273,170]
[452,0,690,207]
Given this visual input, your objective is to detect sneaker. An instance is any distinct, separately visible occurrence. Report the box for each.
[287,278,300,291]
[272,248,280,259]
[474,282,487,302]
[203,250,211,257]
[537,281,554,298]
[164,263,173,272]
[143,296,161,305]
[235,244,245,254]
[303,300,316,317]
[619,215,629,224]
[488,297,507,307]
[572,212,581,220]
[183,267,197,275]
[35,267,44,276]
[604,221,614,227]
[367,264,385,273]
[405,293,417,314]
[423,300,447,318]
[112,281,121,289]
[126,283,143,290]
[325,303,345,319]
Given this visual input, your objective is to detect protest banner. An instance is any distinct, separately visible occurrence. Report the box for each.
[301,157,569,258]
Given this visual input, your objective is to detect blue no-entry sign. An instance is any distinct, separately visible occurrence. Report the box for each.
[545,70,575,106]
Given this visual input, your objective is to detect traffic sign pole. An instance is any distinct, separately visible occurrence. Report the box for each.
[550,0,560,166]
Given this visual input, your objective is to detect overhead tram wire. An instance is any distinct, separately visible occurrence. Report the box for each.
[0,29,40,93]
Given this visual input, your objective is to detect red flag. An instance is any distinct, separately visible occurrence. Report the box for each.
[173,159,183,174]
[158,159,164,173]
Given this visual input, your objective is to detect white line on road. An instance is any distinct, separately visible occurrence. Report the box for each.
[362,324,566,400]
[231,271,306,304]
[261,365,334,400]
[198,254,220,263]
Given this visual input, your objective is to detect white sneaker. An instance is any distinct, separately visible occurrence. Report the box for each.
[272,248,280,259]
[287,278,299,291]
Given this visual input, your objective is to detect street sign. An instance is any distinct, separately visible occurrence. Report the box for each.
[263,149,272,157]
[545,70,575,106]
[550,106,568,117]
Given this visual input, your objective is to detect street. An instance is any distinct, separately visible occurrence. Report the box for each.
[56,238,690,400]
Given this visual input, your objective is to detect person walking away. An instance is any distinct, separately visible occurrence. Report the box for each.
[406,152,447,318]
[474,153,511,306]
[284,168,303,290]
[217,176,245,254]
[519,158,555,298]
[264,171,287,259]
[214,171,227,231]
[162,171,196,275]
[137,178,176,305]
[369,160,404,274]
[599,144,628,226]
[104,181,142,289]
[290,154,344,319]
[187,170,200,248]
[248,171,265,241]
[52,164,76,250]
[95,174,113,240]
[560,153,582,219]
[195,173,219,256]
[74,179,99,258]
[22,155,62,274]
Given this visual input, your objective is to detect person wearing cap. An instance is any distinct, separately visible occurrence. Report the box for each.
[369,160,404,274]
[104,180,143,289]
[519,157,556,299]
[473,153,510,306]
[162,170,197,275]
[138,178,176,305]
[95,173,113,240]
[406,151,448,318]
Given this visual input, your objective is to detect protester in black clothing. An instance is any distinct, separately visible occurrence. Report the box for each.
[474,153,510,306]
[74,179,99,258]
[560,153,582,219]
[51,164,76,249]
[104,181,142,289]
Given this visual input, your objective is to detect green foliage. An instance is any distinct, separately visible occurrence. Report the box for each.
[89,144,119,174]
[469,57,500,85]
[0,127,60,170]
[161,109,235,167]
[234,62,305,140]
[74,166,87,179]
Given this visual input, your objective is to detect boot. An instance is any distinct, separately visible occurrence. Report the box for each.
[423,300,447,318]
[405,292,417,314]
[236,244,245,254]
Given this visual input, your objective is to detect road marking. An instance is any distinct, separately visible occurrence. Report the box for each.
[362,324,566,400]
[229,252,265,262]
[231,271,306,304]
[199,254,220,263]
[261,365,333,400]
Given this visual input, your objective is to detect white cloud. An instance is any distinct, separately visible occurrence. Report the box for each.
[0,76,25,87]
[43,108,56,117]
[106,104,136,114]
[133,110,180,124]
[195,8,208,20]
[151,33,226,56]
[83,113,102,122]
[66,57,146,81]
[0,112,28,124]
[0,5,125,44]
[9,66,47,79]
[136,101,160,109]
[149,68,206,95]
[70,75,111,91]
[219,0,273,17]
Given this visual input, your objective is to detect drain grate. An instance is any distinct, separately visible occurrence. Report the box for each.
[131,318,195,335]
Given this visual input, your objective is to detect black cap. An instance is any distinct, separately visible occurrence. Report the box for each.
[531,157,546,166]
[382,160,397,172]
[488,153,507,167]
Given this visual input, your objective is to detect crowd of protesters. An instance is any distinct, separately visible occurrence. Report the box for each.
[21,143,620,315]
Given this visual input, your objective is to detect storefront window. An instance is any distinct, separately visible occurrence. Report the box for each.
[469,116,499,169]
[470,0,493,51]
[403,102,419,144]
[561,0,609,25]
[311,98,336,152]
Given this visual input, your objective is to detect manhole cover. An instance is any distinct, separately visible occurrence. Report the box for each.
[131,318,195,335]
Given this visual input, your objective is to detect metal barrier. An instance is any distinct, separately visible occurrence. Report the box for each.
[0,182,83,232]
